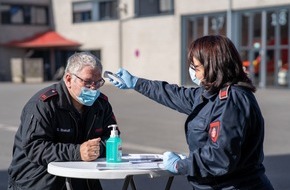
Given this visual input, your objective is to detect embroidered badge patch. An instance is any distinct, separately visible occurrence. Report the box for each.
[95,128,103,133]
[40,89,58,101]
[209,121,220,143]
[219,86,230,100]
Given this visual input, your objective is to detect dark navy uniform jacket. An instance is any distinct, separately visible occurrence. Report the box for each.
[8,80,117,190]
[135,78,273,189]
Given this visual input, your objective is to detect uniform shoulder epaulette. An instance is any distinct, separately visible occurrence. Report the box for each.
[39,89,58,101]
[219,85,230,100]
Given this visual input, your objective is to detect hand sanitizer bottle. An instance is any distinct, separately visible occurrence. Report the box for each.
[106,124,122,163]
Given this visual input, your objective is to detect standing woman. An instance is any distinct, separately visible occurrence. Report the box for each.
[110,35,273,189]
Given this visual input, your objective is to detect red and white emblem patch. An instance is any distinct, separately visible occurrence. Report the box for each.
[209,121,220,143]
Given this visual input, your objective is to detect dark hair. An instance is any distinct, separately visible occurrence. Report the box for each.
[187,35,256,93]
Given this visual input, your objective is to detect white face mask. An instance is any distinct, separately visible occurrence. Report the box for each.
[189,67,201,86]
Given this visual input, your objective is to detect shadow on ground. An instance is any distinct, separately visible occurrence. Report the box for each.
[0,154,289,190]
[0,169,8,189]
[264,154,290,190]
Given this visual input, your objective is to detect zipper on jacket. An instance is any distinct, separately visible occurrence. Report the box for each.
[69,112,79,143]
[86,112,98,139]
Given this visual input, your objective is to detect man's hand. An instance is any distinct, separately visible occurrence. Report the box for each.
[80,138,101,161]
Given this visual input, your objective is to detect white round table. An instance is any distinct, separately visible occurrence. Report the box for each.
[48,154,175,190]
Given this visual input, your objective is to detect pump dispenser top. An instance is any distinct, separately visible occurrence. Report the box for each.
[109,125,118,137]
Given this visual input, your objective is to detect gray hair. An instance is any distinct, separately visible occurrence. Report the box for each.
[64,52,102,75]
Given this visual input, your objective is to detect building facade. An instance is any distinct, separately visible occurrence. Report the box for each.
[1,0,290,88]
[0,0,51,81]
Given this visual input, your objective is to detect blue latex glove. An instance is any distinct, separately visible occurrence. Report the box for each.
[163,151,181,173]
[111,68,138,89]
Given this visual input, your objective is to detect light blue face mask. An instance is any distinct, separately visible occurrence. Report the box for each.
[189,67,201,86]
[76,87,100,106]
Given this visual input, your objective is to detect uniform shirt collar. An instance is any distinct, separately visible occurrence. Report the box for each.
[200,87,218,101]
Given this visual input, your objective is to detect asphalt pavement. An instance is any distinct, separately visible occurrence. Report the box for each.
[0,82,290,189]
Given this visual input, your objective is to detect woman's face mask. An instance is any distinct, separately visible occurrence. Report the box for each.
[189,67,201,86]
[76,87,100,106]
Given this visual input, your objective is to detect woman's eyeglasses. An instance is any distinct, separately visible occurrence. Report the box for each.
[190,62,203,71]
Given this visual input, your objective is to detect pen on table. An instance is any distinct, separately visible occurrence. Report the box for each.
[130,158,163,164]
[100,140,106,147]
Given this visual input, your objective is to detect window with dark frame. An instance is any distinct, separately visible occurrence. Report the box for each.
[72,1,93,23]
[72,0,118,23]
[0,3,49,25]
[99,1,118,20]
[135,0,174,17]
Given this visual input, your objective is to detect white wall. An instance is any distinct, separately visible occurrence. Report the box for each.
[0,0,51,80]
[121,16,180,83]
[1,0,289,82]
[52,0,181,83]
[177,0,290,14]
[52,0,121,74]
[51,0,290,85]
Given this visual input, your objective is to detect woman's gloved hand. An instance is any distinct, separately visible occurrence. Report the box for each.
[163,151,181,173]
[111,68,138,89]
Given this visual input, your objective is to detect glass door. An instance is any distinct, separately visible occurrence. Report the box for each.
[182,13,227,85]
[238,8,289,88]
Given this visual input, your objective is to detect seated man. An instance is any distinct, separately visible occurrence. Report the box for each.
[8,52,118,190]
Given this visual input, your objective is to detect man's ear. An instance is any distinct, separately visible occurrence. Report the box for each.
[64,73,72,88]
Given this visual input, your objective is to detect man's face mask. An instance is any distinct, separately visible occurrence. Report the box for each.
[189,67,201,86]
[76,87,100,106]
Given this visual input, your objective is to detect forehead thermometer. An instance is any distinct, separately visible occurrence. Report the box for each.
[103,71,125,84]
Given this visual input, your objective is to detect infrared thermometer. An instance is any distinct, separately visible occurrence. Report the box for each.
[103,71,125,84]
